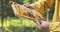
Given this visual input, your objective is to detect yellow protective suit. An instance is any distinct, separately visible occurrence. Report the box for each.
[29,0,60,32]
[49,0,60,32]
[31,0,55,14]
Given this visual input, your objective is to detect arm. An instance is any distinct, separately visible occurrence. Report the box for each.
[33,0,55,14]
[24,0,55,14]
[24,0,55,21]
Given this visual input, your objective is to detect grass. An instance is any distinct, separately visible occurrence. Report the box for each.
[0,17,49,32]
[0,17,36,32]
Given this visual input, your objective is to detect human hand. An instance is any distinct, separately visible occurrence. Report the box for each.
[24,4,33,9]
[40,21,49,30]
[34,19,49,30]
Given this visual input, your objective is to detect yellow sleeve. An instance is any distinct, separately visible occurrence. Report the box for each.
[49,22,60,32]
[31,0,55,14]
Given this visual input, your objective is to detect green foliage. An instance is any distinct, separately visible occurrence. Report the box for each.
[23,0,30,4]
[32,0,37,3]
[0,17,38,32]
[0,17,50,32]
[23,0,37,4]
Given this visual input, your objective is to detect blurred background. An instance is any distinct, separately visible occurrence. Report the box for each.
[0,0,54,32]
